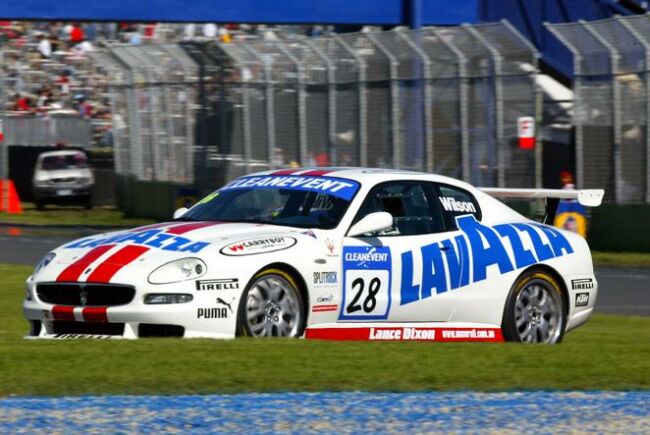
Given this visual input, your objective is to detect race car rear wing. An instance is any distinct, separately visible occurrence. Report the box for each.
[479,188,604,224]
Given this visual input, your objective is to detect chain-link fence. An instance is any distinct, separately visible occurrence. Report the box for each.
[1,112,92,148]
[548,15,650,204]
[89,22,540,190]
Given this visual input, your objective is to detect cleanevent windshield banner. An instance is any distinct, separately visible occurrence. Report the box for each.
[220,175,360,201]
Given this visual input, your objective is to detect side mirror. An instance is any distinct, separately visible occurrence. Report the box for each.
[173,207,188,219]
[347,212,393,237]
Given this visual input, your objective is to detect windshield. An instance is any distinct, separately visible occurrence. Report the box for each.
[182,175,360,229]
[40,153,88,170]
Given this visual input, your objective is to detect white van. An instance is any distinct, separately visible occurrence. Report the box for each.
[32,150,95,209]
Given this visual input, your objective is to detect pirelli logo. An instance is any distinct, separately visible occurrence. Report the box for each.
[571,278,594,290]
[196,279,239,291]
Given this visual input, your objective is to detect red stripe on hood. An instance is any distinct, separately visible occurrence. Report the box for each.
[300,169,335,176]
[86,245,150,283]
[82,307,108,323]
[128,222,178,232]
[52,305,75,321]
[165,221,223,235]
[56,244,116,282]
[270,168,302,175]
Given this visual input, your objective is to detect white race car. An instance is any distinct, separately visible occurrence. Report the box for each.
[24,168,603,343]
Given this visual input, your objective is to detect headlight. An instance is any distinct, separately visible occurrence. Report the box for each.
[147,258,207,284]
[25,281,33,301]
[144,293,193,304]
[34,253,56,277]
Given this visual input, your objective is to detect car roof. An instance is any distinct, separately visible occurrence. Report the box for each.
[246,167,475,190]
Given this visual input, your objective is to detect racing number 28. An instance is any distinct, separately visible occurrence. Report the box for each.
[342,268,389,318]
[346,277,380,313]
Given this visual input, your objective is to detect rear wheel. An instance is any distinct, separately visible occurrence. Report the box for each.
[237,269,306,338]
[502,270,566,344]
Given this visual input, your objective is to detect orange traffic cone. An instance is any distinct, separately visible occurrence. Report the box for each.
[0,179,23,213]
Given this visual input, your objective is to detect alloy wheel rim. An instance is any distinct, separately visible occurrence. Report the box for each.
[514,279,563,344]
[245,275,301,337]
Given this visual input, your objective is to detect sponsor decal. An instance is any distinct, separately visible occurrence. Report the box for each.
[196,278,239,291]
[220,175,360,201]
[313,271,338,285]
[197,307,230,319]
[572,278,594,290]
[316,294,334,303]
[53,334,113,339]
[64,226,211,253]
[216,297,236,314]
[340,246,392,320]
[305,326,503,342]
[401,215,574,305]
[312,304,338,313]
[220,237,297,256]
[575,292,590,307]
[439,197,477,213]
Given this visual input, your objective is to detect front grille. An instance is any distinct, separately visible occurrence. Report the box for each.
[52,321,124,336]
[51,177,77,184]
[37,283,136,306]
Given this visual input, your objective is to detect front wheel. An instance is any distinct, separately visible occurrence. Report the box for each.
[502,270,566,344]
[237,269,306,338]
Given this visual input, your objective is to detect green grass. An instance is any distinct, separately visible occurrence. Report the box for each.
[593,251,650,268]
[1,264,648,396]
[0,203,154,227]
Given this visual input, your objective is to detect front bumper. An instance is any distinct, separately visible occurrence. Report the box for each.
[34,185,92,200]
[23,277,243,339]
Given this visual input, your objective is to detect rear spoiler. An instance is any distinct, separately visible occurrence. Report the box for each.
[479,188,604,224]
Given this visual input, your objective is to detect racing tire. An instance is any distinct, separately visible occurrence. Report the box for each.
[237,268,306,338]
[502,270,566,344]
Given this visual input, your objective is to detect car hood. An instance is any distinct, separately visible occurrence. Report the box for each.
[50,221,306,265]
[34,168,92,181]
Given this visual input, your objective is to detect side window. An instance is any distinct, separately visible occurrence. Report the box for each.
[436,184,482,230]
[352,181,445,236]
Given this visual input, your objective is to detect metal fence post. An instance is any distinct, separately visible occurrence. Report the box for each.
[276,43,308,166]
[124,71,144,180]
[619,17,650,203]
[242,44,270,168]
[501,19,543,188]
[546,24,585,191]
[0,67,8,212]
[335,34,368,167]
[429,27,470,181]
[306,39,337,166]
[367,33,401,169]
[398,29,434,172]
[583,20,622,203]
[465,24,505,188]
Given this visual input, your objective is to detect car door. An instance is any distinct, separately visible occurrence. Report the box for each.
[340,180,458,322]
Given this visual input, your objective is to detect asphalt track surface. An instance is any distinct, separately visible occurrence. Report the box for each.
[1,392,648,432]
[0,226,647,316]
